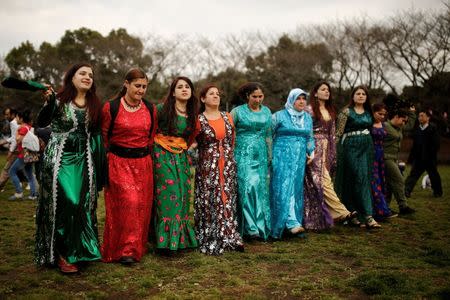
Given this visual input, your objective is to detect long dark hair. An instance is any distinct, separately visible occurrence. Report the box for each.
[112,68,148,100]
[237,82,263,103]
[349,85,372,115]
[198,83,220,112]
[161,76,199,136]
[57,63,101,129]
[309,81,336,121]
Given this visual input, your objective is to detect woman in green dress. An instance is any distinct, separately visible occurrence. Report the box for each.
[153,76,199,254]
[335,85,380,229]
[35,63,105,273]
[231,82,272,241]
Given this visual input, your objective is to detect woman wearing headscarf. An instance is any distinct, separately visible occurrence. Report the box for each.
[270,88,315,238]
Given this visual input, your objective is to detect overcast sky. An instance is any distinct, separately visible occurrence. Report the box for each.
[0,0,446,56]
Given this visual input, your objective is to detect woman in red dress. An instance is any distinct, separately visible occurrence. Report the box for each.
[101,68,157,264]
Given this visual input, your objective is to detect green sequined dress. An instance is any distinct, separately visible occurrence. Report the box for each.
[35,97,105,265]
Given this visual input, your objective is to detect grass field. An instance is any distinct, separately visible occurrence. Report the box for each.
[0,154,449,299]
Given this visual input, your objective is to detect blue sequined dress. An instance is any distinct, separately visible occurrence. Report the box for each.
[231,104,272,240]
[270,109,314,238]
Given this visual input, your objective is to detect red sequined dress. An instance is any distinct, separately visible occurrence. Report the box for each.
[101,100,156,262]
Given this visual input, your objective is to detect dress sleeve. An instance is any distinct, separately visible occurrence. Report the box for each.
[335,108,349,144]
[37,92,57,128]
[265,109,273,164]
[226,112,235,147]
[148,104,158,148]
[101,102,111,148]
[306,114,315,156]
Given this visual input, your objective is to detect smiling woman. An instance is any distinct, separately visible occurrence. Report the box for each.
[35,63,105,274]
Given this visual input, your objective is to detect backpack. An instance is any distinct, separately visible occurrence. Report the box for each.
[107,97,155,140]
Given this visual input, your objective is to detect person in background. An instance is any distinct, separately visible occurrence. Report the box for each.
[8,109,38,200]
[270,88,314,238]
[231,82,272,241]
[35,63,105,273]
[0,107,18,192]
[370,103,397,221]
[101,68,157,264]
[194,83,243,255]
[153,76,199,255]
[383,97,416,215]
[335,85,380,228]
[405,109,442,198]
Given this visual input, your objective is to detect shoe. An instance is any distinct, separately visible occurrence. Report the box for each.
[27,195,38,200]
[386,212,398,219]
[348,217,361,227]
[290,226,305,234]
[365,216,381,229]
[405,191,411,198]
[235,244,245,252]
[399,206,416,215]
[58,257,78,274]
[8,193,23,200]
[433,193,443,198]
[119,256,136,265]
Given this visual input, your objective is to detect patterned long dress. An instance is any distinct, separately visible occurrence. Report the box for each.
[194,112,243,255]
[153,104,198,250]
[303,111,334,230]
[335,107,374,221]
[371,125,392,220]
[270,109,315,238]
[101,100,156,262]
[231,104,272,240]
[35,96,105,265]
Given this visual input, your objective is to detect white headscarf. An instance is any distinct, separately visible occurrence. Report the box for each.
[285,88,308,128]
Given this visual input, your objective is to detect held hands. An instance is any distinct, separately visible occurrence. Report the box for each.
[306,152,315,165]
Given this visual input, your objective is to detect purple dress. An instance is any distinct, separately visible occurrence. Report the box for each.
[370,125,392,220]
[303,107,334,230]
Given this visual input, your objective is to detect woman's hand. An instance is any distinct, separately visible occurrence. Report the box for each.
[306,152,315,165]
[42,84,54,102]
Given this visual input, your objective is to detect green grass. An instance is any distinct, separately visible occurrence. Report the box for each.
[0,153,449,299]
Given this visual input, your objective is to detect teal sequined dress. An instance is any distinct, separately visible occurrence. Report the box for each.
[335,107,374,221]
[35,96,105,265]
[231,104,272,240]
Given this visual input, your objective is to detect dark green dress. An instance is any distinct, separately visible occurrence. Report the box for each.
[335,107,374,221]
[35,97,105,265]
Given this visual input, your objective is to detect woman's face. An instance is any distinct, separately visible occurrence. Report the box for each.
[201,87,220,109]
[293,95,307,112]
[353,88,367,105]
[16,116,23,125]
[125,78,148,102]
[248,88,264,110]
[72,66,93,93]
[373,108,387,123]
[315,84,330,101]
[173,79,192,102]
